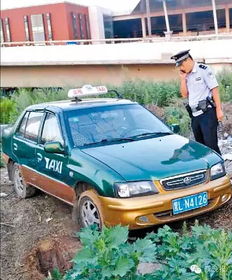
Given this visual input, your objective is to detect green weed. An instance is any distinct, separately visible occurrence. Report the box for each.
[47,224,232,280]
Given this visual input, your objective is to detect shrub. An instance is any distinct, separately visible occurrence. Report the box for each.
[10,88,67,123]
[112,80,180,107]
[217,68,232,102]
[1,88,67,124]
[164,98,191,136]
[47,223,232,280]
[146,223,232,280]
[64,225,157,280]
[0,98,17,124]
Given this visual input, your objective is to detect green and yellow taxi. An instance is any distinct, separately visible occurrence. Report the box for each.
[2,85,232,229]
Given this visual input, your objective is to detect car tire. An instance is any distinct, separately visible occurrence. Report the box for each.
[73,190,103,229]
[12,163,36,198]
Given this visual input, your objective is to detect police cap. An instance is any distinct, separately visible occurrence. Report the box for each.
[170,49,191,66]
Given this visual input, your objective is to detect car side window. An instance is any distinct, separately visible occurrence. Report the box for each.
[17,111,30,137]
[41,113,64,145]
[24,112,44,142]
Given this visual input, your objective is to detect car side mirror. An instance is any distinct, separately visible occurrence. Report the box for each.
[170,124,180,134]
[44,141,65,154]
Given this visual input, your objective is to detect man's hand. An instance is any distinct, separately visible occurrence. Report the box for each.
[216,107,224,121]
[179,70,187,79]
[211,87,223,121]
[179,70,188,98]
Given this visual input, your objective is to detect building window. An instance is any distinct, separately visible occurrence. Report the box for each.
[71,12,78,39]
[113,19,142,38]
[4,18,11,42]
[84,14,90,39]
[169,14,182,34]
[31,14,45,42]
[187,10,214,32]
[24,16,30,41]
[150,16,166,36]
[78,14,85,39]
[217,9,226,28]
[46,13,53,40]
[103,15,114,38]
[230,8,232,28]
[0,19,4,43]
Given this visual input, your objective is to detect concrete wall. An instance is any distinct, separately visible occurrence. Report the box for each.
[88,6,112,40]
[1,39,232,87]
[2,39,232,65]
[2,63,232,88]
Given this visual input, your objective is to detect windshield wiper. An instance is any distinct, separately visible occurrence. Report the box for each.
[100,137,135,143]
[134,132,172,138]
[83,137,135,146]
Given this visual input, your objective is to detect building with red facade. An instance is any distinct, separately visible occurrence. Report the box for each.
[0,1,91,43]
[1,0,232,44]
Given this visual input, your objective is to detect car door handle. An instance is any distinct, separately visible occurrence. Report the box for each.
[13,143,18,151]
[37,153,43,162]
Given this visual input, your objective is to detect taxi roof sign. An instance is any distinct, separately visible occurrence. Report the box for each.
[68,85,108,99]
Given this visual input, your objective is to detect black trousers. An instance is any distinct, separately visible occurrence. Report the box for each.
[191,108,221,155]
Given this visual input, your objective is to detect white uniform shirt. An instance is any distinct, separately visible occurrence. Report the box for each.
[186,62,218,117]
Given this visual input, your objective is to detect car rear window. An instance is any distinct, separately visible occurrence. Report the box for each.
[17,111,30,137]
[24,111,44,142]
[40,113,64,145]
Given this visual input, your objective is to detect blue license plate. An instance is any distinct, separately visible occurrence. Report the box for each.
[172,192,208,215]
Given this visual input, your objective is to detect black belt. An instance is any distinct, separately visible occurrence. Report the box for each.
[191,104,213,113]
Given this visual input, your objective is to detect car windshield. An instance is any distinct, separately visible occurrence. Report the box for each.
[65,103,171,147]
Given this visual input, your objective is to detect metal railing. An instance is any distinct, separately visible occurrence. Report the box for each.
[1,33,232,47]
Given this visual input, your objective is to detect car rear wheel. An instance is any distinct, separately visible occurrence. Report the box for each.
[73,190,103,229]
[12,163,36,198]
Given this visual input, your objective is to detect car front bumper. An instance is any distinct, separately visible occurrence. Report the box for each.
[98,175,232,229]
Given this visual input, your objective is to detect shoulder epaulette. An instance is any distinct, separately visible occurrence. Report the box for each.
[199,64,207,70]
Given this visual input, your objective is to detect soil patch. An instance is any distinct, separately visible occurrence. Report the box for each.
[24,236,81,280]
[0,167,80,280]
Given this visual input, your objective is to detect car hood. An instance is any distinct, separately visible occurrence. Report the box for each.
[81,135,221,181]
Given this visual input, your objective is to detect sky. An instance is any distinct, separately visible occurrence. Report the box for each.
[1,0,140,14]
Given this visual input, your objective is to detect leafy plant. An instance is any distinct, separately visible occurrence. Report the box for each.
[0,88,67,124]
[64,225,157,280]
[10,88,67,123]
[46,268,63,280]
[112,80,180,107]
[164,97,191,136]
[216,68,232,102]
[0,98,17,124]
[48,223,232,280]
[146,223,232,280]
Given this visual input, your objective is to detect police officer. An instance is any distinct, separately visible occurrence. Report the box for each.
[171,49,223,154]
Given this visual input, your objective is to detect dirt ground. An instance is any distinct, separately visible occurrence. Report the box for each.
[1,163,232,280]
[0,167,80,280]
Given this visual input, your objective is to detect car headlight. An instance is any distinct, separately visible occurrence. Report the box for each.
[114,181,159,198]
[210,162,226,180]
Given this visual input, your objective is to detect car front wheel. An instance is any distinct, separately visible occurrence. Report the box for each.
[12,163,36,198]
[74,190,103,229]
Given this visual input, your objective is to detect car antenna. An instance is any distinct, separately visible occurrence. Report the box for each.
[108,89,123,99]
[73,96,82,102]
